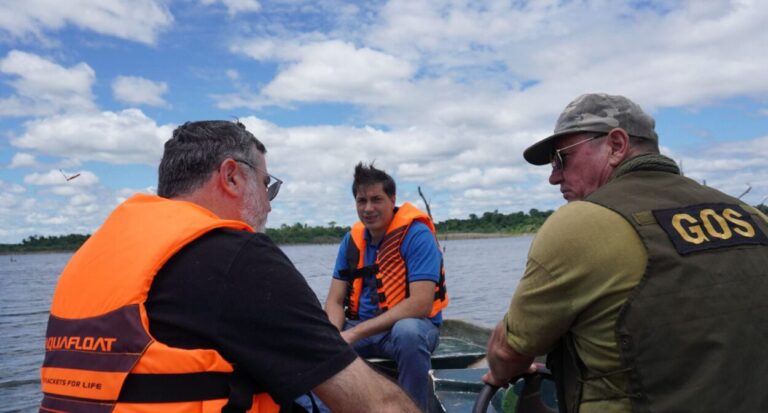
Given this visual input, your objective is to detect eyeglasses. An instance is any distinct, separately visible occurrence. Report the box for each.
[550,133,606,171]
[232,158,283,201]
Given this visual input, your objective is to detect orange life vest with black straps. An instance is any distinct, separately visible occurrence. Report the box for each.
[340,202,448,320]
[40,194,280,413]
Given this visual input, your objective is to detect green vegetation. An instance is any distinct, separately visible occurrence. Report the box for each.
[0,234,90,253]
[436,209,552,235]
[5,204,767,252]
[266,223,351,245]
[267,209,554,245]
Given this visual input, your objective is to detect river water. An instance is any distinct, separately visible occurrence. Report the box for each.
[0,235,532,412]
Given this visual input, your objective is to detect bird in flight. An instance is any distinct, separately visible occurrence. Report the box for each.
[59,169,81,182]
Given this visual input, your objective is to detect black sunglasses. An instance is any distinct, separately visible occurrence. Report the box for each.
[232,158,283,201]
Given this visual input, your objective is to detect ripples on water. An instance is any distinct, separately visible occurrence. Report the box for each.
[0,236,532,412]
[1,253,70,412]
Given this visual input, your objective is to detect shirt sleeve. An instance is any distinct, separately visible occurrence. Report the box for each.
[216,233,358,403]
[332,232,351,279]
[400,221,442,283]
[504,201,647,358]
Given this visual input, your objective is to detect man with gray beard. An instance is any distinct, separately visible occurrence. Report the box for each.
[40,120,419,413]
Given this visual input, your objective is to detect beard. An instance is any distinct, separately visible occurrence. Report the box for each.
[241,185,269,233]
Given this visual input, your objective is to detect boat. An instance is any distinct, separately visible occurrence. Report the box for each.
[367,319,559,413]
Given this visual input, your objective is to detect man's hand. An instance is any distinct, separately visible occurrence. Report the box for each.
[482,362,538,387]
[483,320,535,387]
[340,329,357,344]
[336,280,436,344]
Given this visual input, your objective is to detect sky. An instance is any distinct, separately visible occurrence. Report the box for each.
[0,0,767,244]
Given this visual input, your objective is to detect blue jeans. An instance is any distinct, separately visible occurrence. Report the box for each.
[348,317,440,409]
[295,317,440,412]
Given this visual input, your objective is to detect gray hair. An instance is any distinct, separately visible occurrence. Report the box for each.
[157,120,266,198]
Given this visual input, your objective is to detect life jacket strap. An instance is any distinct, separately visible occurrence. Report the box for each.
[42,372,261,412]
[118,372,235,403]
[337,264,378,280]
[222,369,256,413]
[119,370,262,412]
[434,262,447,301]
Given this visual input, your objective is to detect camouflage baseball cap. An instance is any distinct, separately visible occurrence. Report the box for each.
[523,93,658,165]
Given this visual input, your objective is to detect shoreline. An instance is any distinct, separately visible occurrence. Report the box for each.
[1,249,77,256]
[438,232,533,241]
[1,232,534,254]
[275,232,535,246]
[275,231,534,247]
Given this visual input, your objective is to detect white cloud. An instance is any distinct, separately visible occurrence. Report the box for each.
[8,153,37,168]
[201,0,261,16]
[214,0,768,223]
[24,213,69,225]
[0,175,127,242]
[12,109,174,165]
[0,50,96,117]
[112,76,169,107]
[234,115,552,227]
[0,0,173,45]
[229,39,415,107]
[264,40,415,105]
[0,180,27,212]
[678,135,768,205]
[226,0,768,131]
[2,0,768,243]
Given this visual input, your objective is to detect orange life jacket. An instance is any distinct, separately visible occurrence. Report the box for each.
[40,194,280,413]
[340,202,448,320]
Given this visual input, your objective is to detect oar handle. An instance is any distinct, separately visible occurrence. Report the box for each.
[471,365,553,413]
[471,384,500,413]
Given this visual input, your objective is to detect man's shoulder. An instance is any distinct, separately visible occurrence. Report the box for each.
[196,226,272,246]
[532,201,637,257]
[181,228,281,263]
[540,201,626,234]
[407,220,433,234]
[402,220,438,248]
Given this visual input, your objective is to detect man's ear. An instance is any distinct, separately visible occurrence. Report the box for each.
[606,128,630,167]
[217,159,242,197]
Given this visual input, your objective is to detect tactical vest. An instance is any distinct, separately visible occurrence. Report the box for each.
[40,194,280,413]
[338,202,448,320]
[548,170,768,413]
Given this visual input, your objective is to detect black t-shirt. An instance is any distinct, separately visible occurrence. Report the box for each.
[145,228,356,404]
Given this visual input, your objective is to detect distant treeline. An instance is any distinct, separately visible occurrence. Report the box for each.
[435,209,552,234]
[0,234,90,253]
[266,223,350,245]
[264,208,554,245]
[4,204,767,252]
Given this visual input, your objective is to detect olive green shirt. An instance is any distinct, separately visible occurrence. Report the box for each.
[505,201,647,413]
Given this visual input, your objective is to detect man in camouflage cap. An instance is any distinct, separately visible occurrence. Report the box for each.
[484,93,768,413]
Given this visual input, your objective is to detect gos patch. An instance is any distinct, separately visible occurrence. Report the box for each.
[652,203,768,255]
